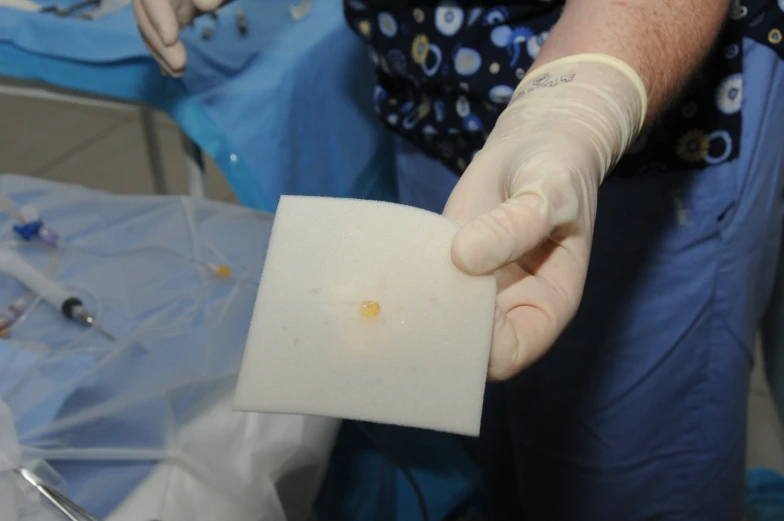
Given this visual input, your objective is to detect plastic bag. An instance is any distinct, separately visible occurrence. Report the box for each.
[0,174,340,521]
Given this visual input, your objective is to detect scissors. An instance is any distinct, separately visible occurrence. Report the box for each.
[13,467,101,521]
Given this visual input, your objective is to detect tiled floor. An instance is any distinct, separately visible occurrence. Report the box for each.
[2,92,784,474]
[0,93,234,200]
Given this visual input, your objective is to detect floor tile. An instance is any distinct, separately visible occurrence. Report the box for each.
[0,94,123,175]
[0,75,137,121]
[152,110,179,131]
[39,118,234,199]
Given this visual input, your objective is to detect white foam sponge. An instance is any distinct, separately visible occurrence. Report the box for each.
[233,196,496,436]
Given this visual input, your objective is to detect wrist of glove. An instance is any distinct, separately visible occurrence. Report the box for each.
[443,53,647,380]
[503,53,647,182]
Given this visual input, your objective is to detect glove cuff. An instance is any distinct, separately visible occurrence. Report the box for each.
[514,53,648,135]
[505,53,647,181]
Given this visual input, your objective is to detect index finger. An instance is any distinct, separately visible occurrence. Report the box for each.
[142,0,180,46]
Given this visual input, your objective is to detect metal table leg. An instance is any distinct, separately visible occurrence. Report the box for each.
[180,129,206,198]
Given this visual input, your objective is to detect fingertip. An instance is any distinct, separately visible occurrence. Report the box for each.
[487,357,520,381]
[140,37,174,76]
[450,224,485,276]
[163,42,188,75]
[451,218,507,276]
[193,0,223,11]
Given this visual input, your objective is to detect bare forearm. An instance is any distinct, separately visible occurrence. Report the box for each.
[532,0,731,125]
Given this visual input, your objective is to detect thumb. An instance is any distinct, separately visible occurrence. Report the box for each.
[450,178,583,275]
[450,189,553,275]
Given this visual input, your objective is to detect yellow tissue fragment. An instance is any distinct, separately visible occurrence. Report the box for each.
[359,301,381,318]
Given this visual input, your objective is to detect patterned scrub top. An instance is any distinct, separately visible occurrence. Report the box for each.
[343,0,784,178]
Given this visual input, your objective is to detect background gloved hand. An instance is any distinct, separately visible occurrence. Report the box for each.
[443,54,647,381]
[132,0,226,76]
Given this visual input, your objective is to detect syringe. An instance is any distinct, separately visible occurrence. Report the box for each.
[0,250,115,341]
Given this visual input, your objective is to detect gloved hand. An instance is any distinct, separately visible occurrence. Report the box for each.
[443,54,647,381]
[132,0,225,76]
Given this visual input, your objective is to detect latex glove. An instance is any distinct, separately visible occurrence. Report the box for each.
[443,54,647,381]
[132,0,224,76]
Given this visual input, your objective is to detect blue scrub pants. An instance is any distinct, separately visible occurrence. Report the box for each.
[395,39,784,520]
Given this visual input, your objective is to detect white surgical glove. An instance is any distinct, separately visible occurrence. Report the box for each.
[132,0,225,76]
[443,54,647,381]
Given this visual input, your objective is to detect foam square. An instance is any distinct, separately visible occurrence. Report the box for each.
[233,196,496,435]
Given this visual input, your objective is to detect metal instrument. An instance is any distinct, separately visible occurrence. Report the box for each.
[14,467,101,521]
